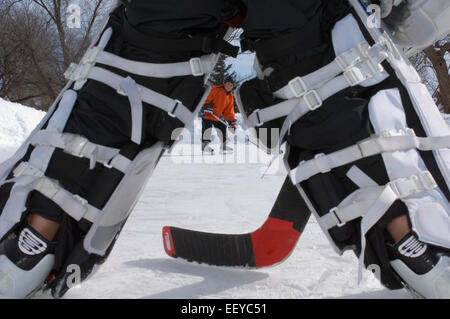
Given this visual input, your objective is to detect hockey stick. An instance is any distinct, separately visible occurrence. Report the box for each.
[162,177,311,268]
[202,109,262,149]
[203,109,235,133]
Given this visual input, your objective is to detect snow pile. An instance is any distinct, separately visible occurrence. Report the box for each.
[0,98,45,164]
[441,112,450,127]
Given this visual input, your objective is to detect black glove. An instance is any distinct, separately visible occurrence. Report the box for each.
[228,120,237,133]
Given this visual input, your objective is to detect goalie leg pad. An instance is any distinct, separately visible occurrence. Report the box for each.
[0,2,233,298]
[291,5,450,294]
[236,0,450,295]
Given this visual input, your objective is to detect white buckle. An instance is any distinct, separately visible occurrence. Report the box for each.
[388,177,417,198]
[379,128,415,138]
[366,43,389,66]
[67,137,95,158]
[357,138,380,157]
[168,99,182,118]
[13,162,44,178]
[81,47,101,64]
[303,90,322,111]
[405,128,416,137]
[252,109,264,127]
[189,58,204,76]
[357,42,371,57]
[343,66,367,87]
[13,162,30,178]
[334,44,366,71]
[37,178,61,200]
[365,58,384,75]
[314,153,331,173]
[388,172,436,199]
[64,47,101,82]
[329,207,346,227]
[73,194,88,206]
[288,76,308,98]
[64,62,92,82]
[418,171,437,191]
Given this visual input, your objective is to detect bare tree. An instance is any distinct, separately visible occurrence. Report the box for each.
[0,0,111,110]
[410,36,450,113]
[31,0,108,69]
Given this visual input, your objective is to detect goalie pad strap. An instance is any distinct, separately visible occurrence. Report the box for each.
[66,44,216,80]
[245,43,387,130]
[118,76,143,145]
[30,130,131,173]
[11,162,100,223]
[289,129,450,185]
[273,40,387,100]
[318,168,437,282]
[86,66,194,125]
[320,170,438,230]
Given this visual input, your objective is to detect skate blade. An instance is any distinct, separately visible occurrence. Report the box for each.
[202,148,214,155]
[391,256,450,299]
[0,254,54,299]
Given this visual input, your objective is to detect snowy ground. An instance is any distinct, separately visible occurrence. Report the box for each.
[0,98,413,299]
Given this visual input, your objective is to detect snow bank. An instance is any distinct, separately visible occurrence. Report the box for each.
[442,113,450,127]
[0,98,45,163]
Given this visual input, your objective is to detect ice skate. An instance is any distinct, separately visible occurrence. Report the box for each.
[387,232,450,298]
[202,141,215,154]
[0,226,56,298]
[220,144,233,154]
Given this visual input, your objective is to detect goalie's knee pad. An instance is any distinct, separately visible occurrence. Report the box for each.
[0,3,237,298]
[237,0,450,297]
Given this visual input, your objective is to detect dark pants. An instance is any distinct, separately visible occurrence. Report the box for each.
[202,118,228,146]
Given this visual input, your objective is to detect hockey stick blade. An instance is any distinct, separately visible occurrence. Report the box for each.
[162,177,311,268]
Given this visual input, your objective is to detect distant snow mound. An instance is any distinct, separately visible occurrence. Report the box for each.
[0,98,45,163]
[442,113,450,128]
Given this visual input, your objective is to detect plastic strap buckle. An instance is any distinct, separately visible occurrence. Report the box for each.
[73,194,88,206]
[82,47,101,64]
[64,63,92,82]
[13,162,44,178]
[418,171,437,191]
[168,99,182,118]
[64,47,100,82]
[253,109,265,127]
[69,137,95,158]
[343,66,367,87]
[288,76,308,98]
[330,207,346,228]
[189,57,204,77]
[313,153,331,174]
[303,90,323,111]
[388,171,436,199]
[335,46,364,71]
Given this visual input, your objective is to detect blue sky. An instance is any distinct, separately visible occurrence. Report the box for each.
[226,52,256,84]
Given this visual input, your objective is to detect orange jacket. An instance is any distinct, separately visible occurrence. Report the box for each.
[203,86,235,122]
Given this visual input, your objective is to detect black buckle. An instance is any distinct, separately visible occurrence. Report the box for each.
[168,100,181,118]
[201,38,213,53]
